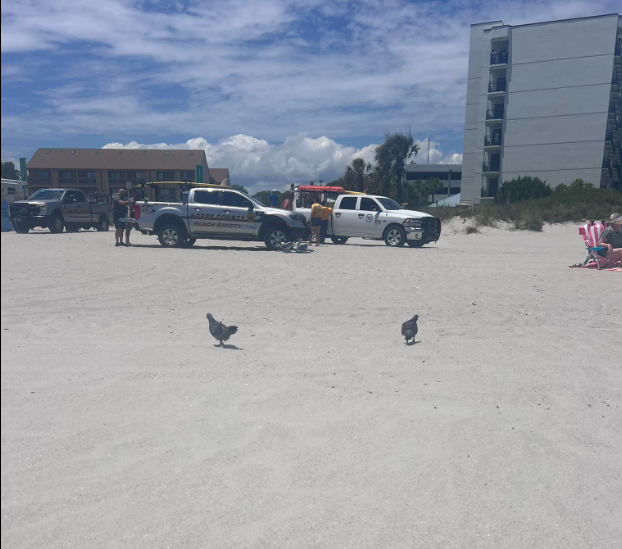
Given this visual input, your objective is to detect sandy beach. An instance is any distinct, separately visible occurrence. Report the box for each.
[1,222,620,549]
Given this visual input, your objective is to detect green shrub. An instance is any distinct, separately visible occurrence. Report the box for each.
[514,209,544,231]
[465,225,480,235]
[424,184,621,231]
[496,176,552,204]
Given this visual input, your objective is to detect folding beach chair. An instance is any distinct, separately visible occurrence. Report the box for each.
[579,220,607,269]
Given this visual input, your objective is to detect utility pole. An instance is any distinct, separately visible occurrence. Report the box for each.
[427,137,430,165]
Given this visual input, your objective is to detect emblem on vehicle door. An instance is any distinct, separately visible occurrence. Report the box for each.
[365,214,373,222]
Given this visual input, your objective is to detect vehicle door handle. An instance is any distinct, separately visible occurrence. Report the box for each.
[224,210,231,214]
[195,208,201,211]
[358,214,364,218]
[335,212,341,217]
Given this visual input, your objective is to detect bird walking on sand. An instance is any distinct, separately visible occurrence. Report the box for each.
[206,313,238,347]
[402,315,419,345]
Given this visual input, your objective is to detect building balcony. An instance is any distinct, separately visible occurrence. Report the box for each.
[488,79,507,94]
[484,134,502,147]
[481,187,497,198]
[490,50,509,65]
[486,108,504,121]
[482,162,500,174]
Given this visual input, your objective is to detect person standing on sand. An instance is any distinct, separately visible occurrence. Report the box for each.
[598,213,622,265]
[112,189,134,247]
[320,200,332,244]
[269,189,278,207]
[309,197,323,246]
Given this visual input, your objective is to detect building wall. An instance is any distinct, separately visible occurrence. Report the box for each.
[460,14,621,205]
[461,21,504,204]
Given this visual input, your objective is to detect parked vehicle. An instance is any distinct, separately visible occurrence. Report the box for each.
[131,186,308,250]
[293,186,441,247]
[9,189,112,234]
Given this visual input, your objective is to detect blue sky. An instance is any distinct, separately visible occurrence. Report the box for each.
[1,0,619,191]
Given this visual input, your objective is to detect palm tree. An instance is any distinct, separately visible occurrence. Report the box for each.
[380,129,419,203]
[344,158,372,192]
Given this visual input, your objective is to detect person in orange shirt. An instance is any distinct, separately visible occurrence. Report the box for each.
[309,197,323,246]
[320,200,332,244]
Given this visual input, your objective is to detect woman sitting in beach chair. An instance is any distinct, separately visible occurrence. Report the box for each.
[597,213,622,266]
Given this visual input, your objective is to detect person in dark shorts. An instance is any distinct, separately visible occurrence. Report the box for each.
[112,189,133,247]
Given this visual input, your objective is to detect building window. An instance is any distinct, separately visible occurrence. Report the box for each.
[58,170,76,179]
[157,171,175,181]
[78,171,96,179]
[36,171,50,179]
[157,188,176,200]
[109,171,121,179]
[181,170,195,182]
[7,186,16,195]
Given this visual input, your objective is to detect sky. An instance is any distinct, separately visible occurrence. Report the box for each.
[1,0,619,192]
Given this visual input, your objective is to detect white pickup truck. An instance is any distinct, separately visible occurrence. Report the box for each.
[294,187,441,247]
[130,186,308,249]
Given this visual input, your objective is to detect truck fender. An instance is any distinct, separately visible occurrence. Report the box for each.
[258,215,288,239]
[153,214,188,236]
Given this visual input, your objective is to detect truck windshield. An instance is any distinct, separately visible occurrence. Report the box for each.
[28,190,63,200]
[376,197,403,210]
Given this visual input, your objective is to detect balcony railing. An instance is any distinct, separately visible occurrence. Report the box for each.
[615,42,621,56]
[484,133,503,146]
[490,50,509,65]
[488,79,507,92]
[481,186,498,198]
[486,107,504,120]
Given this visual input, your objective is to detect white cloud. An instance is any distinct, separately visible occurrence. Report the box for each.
[2,0,619,154]
[103,134,462,193]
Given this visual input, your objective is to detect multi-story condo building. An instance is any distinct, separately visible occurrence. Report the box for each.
[460,14,621,205]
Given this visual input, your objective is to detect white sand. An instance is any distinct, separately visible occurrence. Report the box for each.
[1,224,621,548]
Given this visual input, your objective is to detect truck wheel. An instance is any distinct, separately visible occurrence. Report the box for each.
[182,237,197,247]
[384,226,406,247]
[96,217,110,232]
[406,240,424,248]
[264,225,290,250]
[14,222,30,234]
[49,215,65,234]
[158,223,185,248]
[330,236,348,245]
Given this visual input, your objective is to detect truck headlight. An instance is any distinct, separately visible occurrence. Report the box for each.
[289,213,306,224]
[403,218,422,228]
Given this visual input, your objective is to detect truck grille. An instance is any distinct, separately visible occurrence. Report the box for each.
[10,204,40,216]
[421,217,441,240]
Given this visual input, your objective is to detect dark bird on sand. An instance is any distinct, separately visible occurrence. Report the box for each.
[402,315,419,345]
[206,313,238,347]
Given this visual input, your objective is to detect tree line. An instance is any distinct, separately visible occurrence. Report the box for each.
[328,128,443,208]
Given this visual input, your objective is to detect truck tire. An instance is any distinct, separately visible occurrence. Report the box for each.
[406,240,424,248]
[384,225,406,247]
[14,222,30,234]
[264,224,290,250]
[158,223,185,248]
[49,215,65,234]
[96,217,110,232]
[330,236,348,245]
[182,236,197,247]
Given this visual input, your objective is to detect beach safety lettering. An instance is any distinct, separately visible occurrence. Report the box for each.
[193,221,245,229]
[191,212,252,222]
